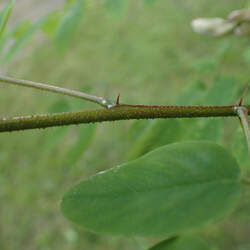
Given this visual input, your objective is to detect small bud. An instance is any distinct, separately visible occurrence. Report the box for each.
[191,18,235,36]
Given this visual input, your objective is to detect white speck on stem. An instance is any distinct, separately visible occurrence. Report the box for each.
[97,170,106,175]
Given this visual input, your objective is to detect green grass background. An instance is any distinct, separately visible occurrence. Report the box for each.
[0,0,250,249]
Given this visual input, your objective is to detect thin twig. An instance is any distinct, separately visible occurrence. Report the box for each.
[0,75,115,108]
[236,106,250,152]
[239,82,250,106]
[0,105,249,133]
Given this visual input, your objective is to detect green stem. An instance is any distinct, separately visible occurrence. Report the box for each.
[0,105,249,133]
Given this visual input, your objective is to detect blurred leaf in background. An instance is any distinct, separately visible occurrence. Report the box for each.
[126,75,208,161]
[42,88,97,167]
[104,0,129,17]
[126,75,237,160]
[0,0,14,38]
[12,20,32,39]
[0,20,31,57]
[181,76,237,142]
[61,86,97,168]
[55,0,86,54]
[1,14,48,63]
[176,80,207,106]
[191,57,218,74]
[0,0,88,63]
[62,123,96,168]
[126,119,182,160]
[42,11,63,38]
[42,99,72,151]
[141,0,157,8]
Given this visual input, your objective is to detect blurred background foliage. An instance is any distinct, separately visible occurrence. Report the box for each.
[0,0,249,249]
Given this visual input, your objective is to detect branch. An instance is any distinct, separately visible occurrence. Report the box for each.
[0,75,114,108]
[0,105,249,133]
[236,106,250,152]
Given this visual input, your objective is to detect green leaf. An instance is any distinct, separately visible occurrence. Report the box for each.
[127,119,182,160]
[41,11,63,37]
[2,15,48,63]
[55,0,85,54]
[149,236,210,250]
[63,123,96,167]
[0,20,31,56]
[62,142,241,236]
[0,0,15,38]
[104,0,128,17]
[12,20,32,39]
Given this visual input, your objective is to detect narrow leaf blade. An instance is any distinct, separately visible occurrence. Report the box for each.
[55,0,85,54]
[0,19,31,57]
[0,0,15,38]
[63,124,96,167]
[182,77,237,142]
[2,15,48,63]
[104,0,128,17]
[141,0,157,8]
[42,100,72,151]
[127,119,182,160]
[41,11,63,37]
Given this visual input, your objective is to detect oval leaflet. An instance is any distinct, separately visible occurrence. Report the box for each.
[61,141,241,236]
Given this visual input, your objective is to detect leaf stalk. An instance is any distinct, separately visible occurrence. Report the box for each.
[0,75,114,108]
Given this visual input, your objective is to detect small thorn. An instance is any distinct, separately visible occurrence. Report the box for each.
[116,93,120,105]
[239,83,250,106]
